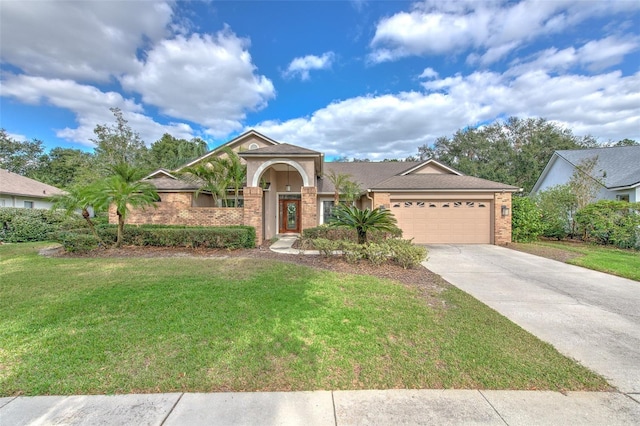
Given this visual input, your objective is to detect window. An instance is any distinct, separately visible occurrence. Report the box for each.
[322,200,335,224]
[442,203,450,208]
[248,143,259,150]
[404,201,413,207]
[24,201,34,209]
[453,201,462,207]
[392,202,401,208]
[0,199,4,207]
[429,203,436,208]
[478,203,486,208]
[466,202,475,207]
[617,195,630,202]
[227,198,244,208]
[417,201,425,207]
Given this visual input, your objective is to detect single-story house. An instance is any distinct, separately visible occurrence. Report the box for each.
[119,130,520,245]
[0,168,66,209]
[531,145,640,202]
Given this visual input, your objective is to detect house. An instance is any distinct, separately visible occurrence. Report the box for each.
[119,130,520,245]
[531,145,640,202]
[0,168,66,209]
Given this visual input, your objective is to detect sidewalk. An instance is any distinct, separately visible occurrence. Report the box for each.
[1,389,638,425]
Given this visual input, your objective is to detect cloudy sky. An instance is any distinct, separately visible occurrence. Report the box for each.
[1,0,639,160]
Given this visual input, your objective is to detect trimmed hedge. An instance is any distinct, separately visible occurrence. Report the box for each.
[0,207,76,242]
[302,224,402,242]
[54,225,256,252]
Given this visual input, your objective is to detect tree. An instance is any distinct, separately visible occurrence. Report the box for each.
[34,147,94,188]
[0,129,46,176]
[325,170,353,206]
[148,134,208,170]
[511,196,544,242]
[534,184,577,239]
[218,147,246,207]
[613,138,638,147]
[414,117,598,193]
[341,180,362,205]
[569,156,604,211]
[49,185,104,245]
[179,161,229,207]
[329,205,399,244]
[89,163,158,247]
[92,108,149,172]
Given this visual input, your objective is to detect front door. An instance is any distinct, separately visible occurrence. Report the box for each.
[279,199,301,233]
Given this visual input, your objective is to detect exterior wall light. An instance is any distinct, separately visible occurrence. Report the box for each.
[501,205,510,217]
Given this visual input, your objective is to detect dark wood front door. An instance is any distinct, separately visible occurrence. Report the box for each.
[279,199,301,233]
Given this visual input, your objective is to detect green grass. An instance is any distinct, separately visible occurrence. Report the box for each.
[527,241,640,281]
[0,243,609,395]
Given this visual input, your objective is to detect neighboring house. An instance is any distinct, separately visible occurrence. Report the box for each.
[531,145,640,202]
[119,130,520,245]
[0,168,66,209]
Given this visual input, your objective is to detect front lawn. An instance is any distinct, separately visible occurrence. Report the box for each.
[0,243,609,395]
[511,240,640,281]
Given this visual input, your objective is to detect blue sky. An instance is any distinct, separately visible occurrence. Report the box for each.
[1,0,639,160]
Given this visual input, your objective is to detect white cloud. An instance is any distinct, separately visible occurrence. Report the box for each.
[369,0,640,64]
[578,36,639,71]
[0,0,173,81]
[0,75,195,147]
[120,29,276,137]
[283,52,336,80]
[418,67,439,79]
[252,58,639,159]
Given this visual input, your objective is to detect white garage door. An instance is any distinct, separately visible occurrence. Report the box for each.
[391,199,492,244]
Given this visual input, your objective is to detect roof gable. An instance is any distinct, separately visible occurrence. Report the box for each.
[144,169,178,180]
[175,129,279,171]
[400,159,463,176]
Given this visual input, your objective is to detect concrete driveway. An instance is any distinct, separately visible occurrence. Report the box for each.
[424,244,640,395]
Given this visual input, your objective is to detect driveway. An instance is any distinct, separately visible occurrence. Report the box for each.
[424,244,640,395]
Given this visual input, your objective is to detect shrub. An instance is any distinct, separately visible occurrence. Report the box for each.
[85,225,255,249]
[575,201,640,249]
[312,238,340,257]
[302,225,401,243]
[511,196,544,242]
[55,231,100,253]
[534,185,577,240]
[340,241,364,264]
[387,239,428,269]
[0,207,71,242]
[362,242,392,266]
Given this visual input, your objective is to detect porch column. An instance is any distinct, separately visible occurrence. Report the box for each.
[494,192,512,245]
[243,186,263,246]
[301,186,317,232]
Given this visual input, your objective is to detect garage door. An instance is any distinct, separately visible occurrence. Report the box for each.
[391,200,491,244]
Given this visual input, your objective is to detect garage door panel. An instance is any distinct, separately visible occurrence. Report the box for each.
[391,199,491,244]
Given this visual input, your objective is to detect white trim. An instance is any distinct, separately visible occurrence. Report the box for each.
[251,159,311,187]
[400,159,463,176]
[144,169,178,180]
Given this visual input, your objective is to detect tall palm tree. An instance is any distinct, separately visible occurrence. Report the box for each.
[89,163,159,247]
[329,205,398,244]
[325,170,352,206]
[49,185,104,245]
[220,147,246,207]
[179,161,229,206]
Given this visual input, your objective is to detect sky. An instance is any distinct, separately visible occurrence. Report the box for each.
[1,0,639,161]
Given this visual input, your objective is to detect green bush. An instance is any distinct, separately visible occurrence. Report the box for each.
[340,241,364,264]
[55,231,100,253]
[575,201,640,249]
[302,225,402,243]
[0,207,71,242]
[534,185,577,240]
[94,225,255,249]
[387,239,428,269]
[511,196,544,242]
[362,242,392,266]
[312,238,340,257]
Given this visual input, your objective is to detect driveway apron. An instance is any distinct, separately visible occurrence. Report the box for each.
[424,244,640,394]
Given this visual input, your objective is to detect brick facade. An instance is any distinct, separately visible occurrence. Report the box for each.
[109,192,243,227]
[301,186,317,232]
[242,186,263,245]
[493,192,512,245]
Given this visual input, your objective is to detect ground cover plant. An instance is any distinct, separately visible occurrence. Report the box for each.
[0,243,609,396]
[510,240,640,281]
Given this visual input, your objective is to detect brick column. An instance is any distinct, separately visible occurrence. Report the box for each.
[372,192,391,210]
[301,186,317,232]
[494,192,512,245]
[243,186,263,245]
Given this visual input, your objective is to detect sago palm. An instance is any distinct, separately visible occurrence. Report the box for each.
[330,205,398,244]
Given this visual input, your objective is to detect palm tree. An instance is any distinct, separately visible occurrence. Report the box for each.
[49,185,104,245]
[220,147,246,207]
[341,180,362,206]
[325,170,352,206]
[89,163,159,247]
[179,161,229,206]
[329,205,399,244]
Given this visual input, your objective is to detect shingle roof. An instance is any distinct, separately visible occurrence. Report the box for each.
[319,162,420,193]
[371,174,520,191]
[556,145,640,188]
[240,143,322,156]
[0,168,66,198]
[146,177,200,191]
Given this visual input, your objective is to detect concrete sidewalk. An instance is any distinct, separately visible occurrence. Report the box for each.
[1,389,639,425]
